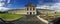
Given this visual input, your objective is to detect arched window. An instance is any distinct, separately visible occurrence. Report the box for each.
[30,7,32,10]
[30,12,32,15]
[33,8,35,10]
[27,12,29,14]
[33,12,35,14]
[27,8,29,11]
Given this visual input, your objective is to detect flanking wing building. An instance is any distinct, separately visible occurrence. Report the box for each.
[8,3,54,15]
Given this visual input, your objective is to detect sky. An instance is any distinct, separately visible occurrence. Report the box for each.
[5,0,39,8]
[0,0,60,11]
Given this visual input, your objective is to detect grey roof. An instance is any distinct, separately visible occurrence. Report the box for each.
[37,9,54,11]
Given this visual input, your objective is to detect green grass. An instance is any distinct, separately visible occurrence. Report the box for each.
[0,13,24,19]
[56,12,60,14]
[42,13,55,16]
[48,13,55,16]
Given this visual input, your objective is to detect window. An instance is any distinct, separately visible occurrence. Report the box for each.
[33,8,35,10]
[27,12,29,14]
[33,12,35,14]
[30,8,32,10]
[30,12,32,15]
[27,8,29,10]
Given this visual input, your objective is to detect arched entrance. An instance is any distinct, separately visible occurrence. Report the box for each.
[30,12,32,15]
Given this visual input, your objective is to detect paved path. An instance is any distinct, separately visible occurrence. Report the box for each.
[6,15,49,24]
[12,16,42,24]
[37,15,49,24]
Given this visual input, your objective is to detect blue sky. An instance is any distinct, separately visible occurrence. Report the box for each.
[5,0,59,8]
[5,0,39,8]
[0,0,60,11]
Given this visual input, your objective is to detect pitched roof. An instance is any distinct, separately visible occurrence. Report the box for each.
[37,9,54,11]
[25,2,36,7]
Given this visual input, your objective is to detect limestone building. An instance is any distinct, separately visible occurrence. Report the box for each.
[8,3,54,15]
[8,3,36,15]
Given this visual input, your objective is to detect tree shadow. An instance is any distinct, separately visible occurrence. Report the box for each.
[49,17,60,24]
[0,18,14,24]
[0,18,6,24]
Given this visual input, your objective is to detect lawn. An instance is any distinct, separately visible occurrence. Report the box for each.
[0,13,24,21]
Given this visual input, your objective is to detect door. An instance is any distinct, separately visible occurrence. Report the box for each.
[30,12,32,15]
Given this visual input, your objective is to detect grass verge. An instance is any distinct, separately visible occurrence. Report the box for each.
[0,13,24,21]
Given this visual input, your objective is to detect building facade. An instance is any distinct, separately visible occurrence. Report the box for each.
[25,3,36,15]
[8,3,55,15]
[8,3,37,15]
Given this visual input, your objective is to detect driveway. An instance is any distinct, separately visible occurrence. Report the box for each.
[10,15,47,24]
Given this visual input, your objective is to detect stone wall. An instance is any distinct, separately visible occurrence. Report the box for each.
[8,9,27,14]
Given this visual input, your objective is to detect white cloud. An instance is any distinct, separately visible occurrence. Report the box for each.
[0,0,11,11]
[51,3,60,11]
[36,5,53,10]
[37,3,60,11]
[0,2,5,6]
[0,7,10,11]
[7,0,10,3]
